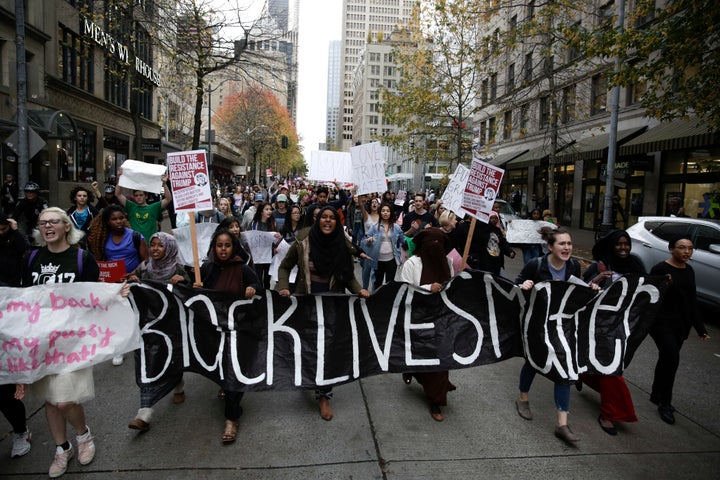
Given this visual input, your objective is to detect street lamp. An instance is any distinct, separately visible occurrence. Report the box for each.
[244,125,269,185]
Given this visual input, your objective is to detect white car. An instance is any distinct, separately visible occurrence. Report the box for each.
[626,216,720,309]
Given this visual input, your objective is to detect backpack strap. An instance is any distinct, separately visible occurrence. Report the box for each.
[132,230,142,252]
[27,248,39,267]
[77,248,84,277]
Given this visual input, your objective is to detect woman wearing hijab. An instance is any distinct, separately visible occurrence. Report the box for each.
[578,230,644,435]
[399,227,455,422]
[126,232,190,432]
[277,205,370,421]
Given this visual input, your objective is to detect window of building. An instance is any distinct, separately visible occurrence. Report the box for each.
[520,103,530,133]
[598,1,615,29]
[526,0,536,22]
[481,78,489,105]
[506,63,515,94]
[539,95,550,128]
[524,52,533,84]
[509,15,517,31]
[490,73,497,101]
[59,25,94,93]
[562,85,576,123]
[105,58,128,109]
[503,110,513,140]
[567,21,581,62]
[370,65,380,75]
[591,73,608,115]
[488,117,497,143]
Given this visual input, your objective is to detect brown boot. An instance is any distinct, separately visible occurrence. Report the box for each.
[318,397,333,421]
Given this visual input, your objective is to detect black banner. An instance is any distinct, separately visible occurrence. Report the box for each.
[128,271,664,396]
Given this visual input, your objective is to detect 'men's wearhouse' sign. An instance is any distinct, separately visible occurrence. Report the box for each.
[83,18,161,87]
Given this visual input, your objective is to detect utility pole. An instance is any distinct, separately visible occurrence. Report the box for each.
[15,0,29,191]
[601,0,626,234]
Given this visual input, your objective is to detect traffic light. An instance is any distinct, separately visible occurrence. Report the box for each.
[281,135,288,149]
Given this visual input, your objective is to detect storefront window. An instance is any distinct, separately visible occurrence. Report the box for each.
[663,151,685,174]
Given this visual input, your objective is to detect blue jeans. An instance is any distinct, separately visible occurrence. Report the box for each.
[361,259,374,291]
[521,244,542,265]
[519,360,570,412]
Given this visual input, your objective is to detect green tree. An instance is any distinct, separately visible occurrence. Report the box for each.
[379,0,490,175]
[574,0,720,129]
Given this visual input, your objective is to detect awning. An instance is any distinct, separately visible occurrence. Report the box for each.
[387,173,413,182]
[619,118,717,155]
[557,127,647,163]
[506,141,576,169]
[487,149,528,166]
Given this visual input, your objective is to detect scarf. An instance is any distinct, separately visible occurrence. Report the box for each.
[308,206,352,281]
[413,227,452,285]
[144,232,180,280]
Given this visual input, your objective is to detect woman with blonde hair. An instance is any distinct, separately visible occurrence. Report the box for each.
[20,207,128,477]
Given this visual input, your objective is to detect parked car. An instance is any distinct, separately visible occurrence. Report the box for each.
[626,216,720,309]
[494,199,521,225]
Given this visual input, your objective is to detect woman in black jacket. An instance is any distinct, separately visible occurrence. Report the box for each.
[514,226,599,443]
[648,234,710,425]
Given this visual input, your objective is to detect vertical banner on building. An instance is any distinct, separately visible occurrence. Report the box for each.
[350,141,387,195]
[441,164,471,218]
[166,150,213,212]
[461,159,505,223]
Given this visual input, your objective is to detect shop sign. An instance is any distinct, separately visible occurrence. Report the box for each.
[83,18,161,86]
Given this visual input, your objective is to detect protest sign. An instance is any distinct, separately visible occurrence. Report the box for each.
[125,272,664,399]
[395,189,407,207]
[461,159,504,222]
[308,151,353,183]
[0,283,141,385]
[269,239,297,282]
[243,230,279,264]
[441,164,470,218]
[117,159,166,194]
[350,142,386,195]
[97,260,126,283]
[166,150,213,211]
[506,220,557,244]
[173,223,217,267]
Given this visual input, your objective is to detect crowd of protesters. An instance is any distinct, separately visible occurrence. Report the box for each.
[0,174,710,476]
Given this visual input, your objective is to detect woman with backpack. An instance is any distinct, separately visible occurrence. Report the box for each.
[514,226,600,443]
[86,205,148,366]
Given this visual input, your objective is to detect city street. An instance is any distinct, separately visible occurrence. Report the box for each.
[2,244,719,479]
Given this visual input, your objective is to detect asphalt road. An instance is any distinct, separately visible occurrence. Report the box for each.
[2,249,719,479]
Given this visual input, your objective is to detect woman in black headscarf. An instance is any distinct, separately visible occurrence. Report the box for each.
[399,227,455,422]
[578,229,645,435]
[583,229,645,288]
[277,205,370,421]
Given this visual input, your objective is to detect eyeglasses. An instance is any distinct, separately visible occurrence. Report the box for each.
[673,245,694,251]
[38,219,63,227]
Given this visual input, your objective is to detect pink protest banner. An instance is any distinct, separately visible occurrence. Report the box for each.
[166,149,213,212]
[0,283,141,385]
[461,159,505,223]
[97,260,127,283]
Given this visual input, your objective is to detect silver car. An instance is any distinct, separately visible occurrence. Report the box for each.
[626,216,720,309]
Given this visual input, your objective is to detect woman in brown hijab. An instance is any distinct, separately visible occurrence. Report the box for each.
[399,227,455,421]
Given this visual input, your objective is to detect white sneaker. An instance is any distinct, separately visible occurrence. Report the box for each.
[112,355,124,366]
[10,428,31,458]
[49,445,73,478]
[76,428,95,465]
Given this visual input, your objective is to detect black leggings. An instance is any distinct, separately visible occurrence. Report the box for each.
[650,328,685,406]
[254,263,271,289]
[0,384,27,433]
[224,391,244,421]
[374,260,397,290]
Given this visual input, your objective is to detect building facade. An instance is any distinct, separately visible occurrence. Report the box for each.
[0,0,172,207]
[325,40,341,150]
[337,0,413,152]
[475,0,719,228]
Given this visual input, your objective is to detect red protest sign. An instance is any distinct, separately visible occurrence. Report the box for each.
[166,150,213,211]
[97,260,127,283]
[461,159,504,223]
